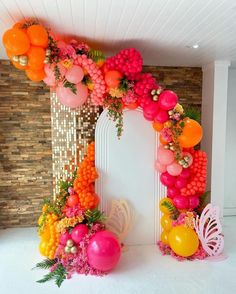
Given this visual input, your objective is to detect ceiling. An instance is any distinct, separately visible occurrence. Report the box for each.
[0,0,236,67]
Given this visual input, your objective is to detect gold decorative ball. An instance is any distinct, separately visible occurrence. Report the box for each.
[70,246,78,254]
[12,55,19,62]
[64,246,71,253]
[45,49,51,56]
[66,239,74,247]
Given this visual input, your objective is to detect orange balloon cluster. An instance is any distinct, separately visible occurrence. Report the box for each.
[2,21,48,82]
[181,150,207,197]
[73,142,99,210]
[178,118,203,148]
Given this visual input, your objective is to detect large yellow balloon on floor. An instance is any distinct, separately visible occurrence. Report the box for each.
[168,225,199,257]
[178,118,203,148]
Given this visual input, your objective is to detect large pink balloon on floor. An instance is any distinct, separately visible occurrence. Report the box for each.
[160,172,176,187]
[56,82,88,108]
[158,90,178,110]
[167,162,183,176]
[157,146,174,165]
[87,230,121,272]
[65,65,84,84]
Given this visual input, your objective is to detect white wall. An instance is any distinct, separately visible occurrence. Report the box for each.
[224,68,236,215]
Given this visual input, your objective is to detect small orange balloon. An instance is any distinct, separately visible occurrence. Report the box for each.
[6,50,15,59]
[160,230,169,245]
[27,25,48,48]
[27,46,46,70]
[12,61,28,70]
[126,102,139,110]
[105,70,123,88]
[3,28,30,55]
[153,121,164,132]
[26,68,45,82]
[159,134,168,145]
[178,118,203,148]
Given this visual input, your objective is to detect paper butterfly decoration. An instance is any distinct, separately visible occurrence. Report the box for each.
[194,203,224,256]
[106,199,135,242]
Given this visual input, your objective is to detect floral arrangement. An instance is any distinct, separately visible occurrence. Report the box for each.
[2,19,225,285]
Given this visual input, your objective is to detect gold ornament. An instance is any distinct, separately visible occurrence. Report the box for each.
[70,246,78,254]
[19,55,28,66]
[45,48,51,56]
[44,57,50,64]
[152,95,158,101]
[12,55,19,62]
[66,239,74,247]
[64,246,71,253]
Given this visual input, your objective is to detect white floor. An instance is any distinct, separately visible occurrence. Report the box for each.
[0,217,236,294]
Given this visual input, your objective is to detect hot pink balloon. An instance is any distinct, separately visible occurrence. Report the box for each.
[175,177,188,189]
[143,101,159,121]
[59,231,71,245]
[56,82,88,108]
[158,90,178,110]
[189,196,200,209]
[173,196,189,210]
[71,224,89,244]
[157,146,174,165]
[155,160,167,173]
[160,172,176,187]
[154,109,169,123]
[65,65,84,84]
[179,168,191,179]
[167,187,180,199]
[87,230,121,272]
[167,162,183,176]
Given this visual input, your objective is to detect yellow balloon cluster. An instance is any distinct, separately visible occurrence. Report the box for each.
[159,197,174,245]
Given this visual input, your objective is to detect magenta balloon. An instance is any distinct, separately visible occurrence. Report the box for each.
[154,109,169,123]
[56,82,88,108]
[143,101,159,121]
[167,187,180,199]
[167,162,183,176]
[175,177,188,189]
[158,90,178,110]
[65,65,84,84]
[59,231,71,245]
[157,146,174,165]
[179,168,191,179]
[155,160,167,173]
[71,224,89,244]
[173,196,189,209]
[87,230,121,272]
[189,196,200,209]
[160,172,176,187]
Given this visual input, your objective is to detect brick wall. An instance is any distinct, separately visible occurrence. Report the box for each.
[0,60,202,228]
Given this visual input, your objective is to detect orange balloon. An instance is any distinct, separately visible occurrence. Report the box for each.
[159,134,168,145]
[153,121,164,132]
[105,70,123,88]
[126,102,139,110]
[2,28,30,55]
[27,46,46,70]
[6,50,15,59]
[178,118,203,148]
[12,61,28,70]
[27,25,48,48]
[26,68,45,82]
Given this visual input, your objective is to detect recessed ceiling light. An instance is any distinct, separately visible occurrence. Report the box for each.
[192,44,199,49]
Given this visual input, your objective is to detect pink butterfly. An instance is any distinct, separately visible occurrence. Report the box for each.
[194,203,224,257]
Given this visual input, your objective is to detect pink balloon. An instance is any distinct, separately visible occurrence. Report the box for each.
[189,196,200,209]
[71,224,89,244]
[143,101,159,121]
[167,162,183,176]
[87,230,121,272]
[44,64,54,77]
[179,168,191,179]
[56,82,88,108]
[157,146,174,165]
[175,177,188,189]
[160,172,176,187]
[155,160,167,173]
[65,65,84,84]
[167,187,180,199]
[182,152,193,167]
[43,75,56,86]
[158,90,178,110]
[173,196,189,209]
[59,231,71,245]
[44,63,66,78]
[154,109,169,123]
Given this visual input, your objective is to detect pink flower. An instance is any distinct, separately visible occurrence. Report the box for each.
[122,89,138,104]
[63,205,84,218]
[160,127,173,143]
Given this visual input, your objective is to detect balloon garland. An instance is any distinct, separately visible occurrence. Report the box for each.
[2,20,224,287]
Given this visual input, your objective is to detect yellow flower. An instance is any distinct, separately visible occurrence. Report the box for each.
[109,88,124,98]
[56,216,84,233]
[174,103,184,114]
[60,59,73,69]
[184,212,195,229]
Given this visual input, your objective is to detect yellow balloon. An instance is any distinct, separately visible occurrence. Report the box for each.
[39,240,47,256]
[168,225,199,257]
[159,197,174,214]
[161,214,173,232]
[160,230,169,245]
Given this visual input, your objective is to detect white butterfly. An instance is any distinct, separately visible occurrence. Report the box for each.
[194,203,224,257]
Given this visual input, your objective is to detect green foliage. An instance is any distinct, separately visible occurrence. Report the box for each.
[184,105,201,123]
[36,264,67,288]
[85,208,106,225]
[64,80,77,94]
[196,191,210,214]
[161,200,180,220]
[88,49,105,62]
[119,78,129,92]
[43,198,61,216]
[34,258,57,270]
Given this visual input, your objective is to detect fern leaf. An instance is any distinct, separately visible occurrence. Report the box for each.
[34,258,57,270]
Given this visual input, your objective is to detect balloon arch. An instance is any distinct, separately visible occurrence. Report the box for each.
[2,20,224,287]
